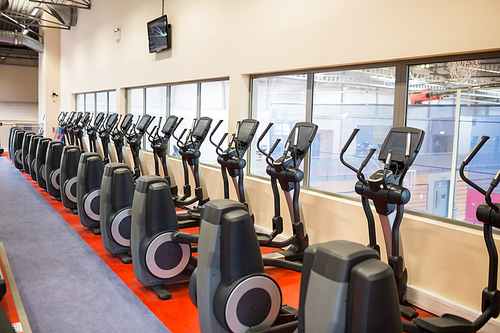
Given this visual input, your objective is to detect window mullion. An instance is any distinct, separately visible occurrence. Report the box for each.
[304,71,313,187]
[393,62,408,127]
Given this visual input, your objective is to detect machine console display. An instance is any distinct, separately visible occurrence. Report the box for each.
[94,112,105,127]
[162,115,178,135]
[64,111,76,126]
[286,122,318,154]
[378,127,424,167]
[81,112,91,125]
[57,112,67,123]
[136,115,152,132]
[73,112,83,125]
[121,114,134,130]
[236,119,259,144]
[106,113,119,128]
[192,117,212,139]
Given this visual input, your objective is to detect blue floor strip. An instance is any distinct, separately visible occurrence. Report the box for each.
[0,157,170,333]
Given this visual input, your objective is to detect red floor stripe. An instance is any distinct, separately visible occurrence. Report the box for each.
[0,253,22,332]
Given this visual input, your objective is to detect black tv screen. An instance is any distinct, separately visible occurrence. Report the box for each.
[147,15,170,53]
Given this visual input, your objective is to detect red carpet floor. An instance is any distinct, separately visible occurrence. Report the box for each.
[9,155,435,333]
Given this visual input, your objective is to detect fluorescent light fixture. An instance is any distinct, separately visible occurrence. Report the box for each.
[22,29,29,35]
[30,7,41,16]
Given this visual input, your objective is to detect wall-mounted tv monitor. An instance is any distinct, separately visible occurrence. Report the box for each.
[147,15,171,53]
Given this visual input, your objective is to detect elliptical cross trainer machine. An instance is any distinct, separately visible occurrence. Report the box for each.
[209,119,259,221]
[255,122,318,271]
[148,115,183,198]
[100,114,154,263]
[340,127,424,319]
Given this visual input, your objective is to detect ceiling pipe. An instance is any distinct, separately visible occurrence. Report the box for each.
[0,29,43,53]
[46,4,77,27]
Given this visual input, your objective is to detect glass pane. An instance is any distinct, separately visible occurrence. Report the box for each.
[96,92,108,113]
[145,86,167,151]
[406,59,500,223]
[249,75,308,177]
[108,91,116,113]
[127,88,144,121]
[200,80,229,165]
[169,84,197,157]
[85,93,95,113]
[76,94,84,112]
[309,68,395,196]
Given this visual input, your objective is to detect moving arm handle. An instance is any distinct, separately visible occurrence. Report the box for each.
[459,136,490,196]
[485,169,500,212]
[257,123,281,166]
[147,117,161,143]
[171,117,184,143]
[340,128,361,174]
[209,120,227,156]
[358,148,376,185]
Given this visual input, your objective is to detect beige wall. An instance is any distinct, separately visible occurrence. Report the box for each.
[54,0,500,318]
[0,64,38,149]
[0,65,38,103]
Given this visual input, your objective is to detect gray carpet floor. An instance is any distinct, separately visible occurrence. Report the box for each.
[0,156,170,333]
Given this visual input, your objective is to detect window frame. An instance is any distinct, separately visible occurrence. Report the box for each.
[75,90,115,115]
[125,77,230,160]
[248,50,500,228]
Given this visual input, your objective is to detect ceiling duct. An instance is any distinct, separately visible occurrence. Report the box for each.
[0,29,43,52]
[46,4,77,27]
[0,0,8,11]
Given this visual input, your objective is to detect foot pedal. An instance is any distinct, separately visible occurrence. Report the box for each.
[91,227,101,235]
[153,285,171,300]
[400,304,418,319]
[117,253,132,264]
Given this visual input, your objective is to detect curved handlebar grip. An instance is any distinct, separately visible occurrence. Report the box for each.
[342,128,360,153]
[228,133,236,149]
[360,148,377,169]
[209,120,224,148]
[176,128,188,147]
[216,133,229,156]
[357,148,377,185]
[486,170,500,212]
[257,123,274,155]
[171,118,184,141]
[174,117,184,132]
[492,169,500,188]
[268,138,281,157]
[463,136,490,166]
[265,138,282,166]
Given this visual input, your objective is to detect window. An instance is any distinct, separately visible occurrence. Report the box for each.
[125,79,229,164]
[309,68,395,195]
[200,81,229,164]
[76,94,84,112]
[250,74,308,177]
[85,93,95,114]
[75,90,115,115]
[96,92,108,114]
[248,52,500,226]
[406,58,500,224]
